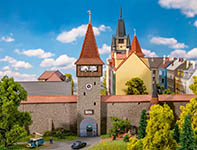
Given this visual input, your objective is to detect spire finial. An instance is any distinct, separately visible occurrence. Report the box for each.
[120,6,122,18]
[88,10,91,24]
[134,28,136,36]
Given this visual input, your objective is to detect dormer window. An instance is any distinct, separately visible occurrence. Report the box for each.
[80,66,98,72]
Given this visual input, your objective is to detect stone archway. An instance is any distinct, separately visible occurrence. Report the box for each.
[80,118,97,137]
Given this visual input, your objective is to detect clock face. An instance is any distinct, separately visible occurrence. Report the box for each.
[86,83,92,90]
[80,66,97,72]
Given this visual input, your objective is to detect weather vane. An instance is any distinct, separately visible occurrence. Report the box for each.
[88,10,91,24]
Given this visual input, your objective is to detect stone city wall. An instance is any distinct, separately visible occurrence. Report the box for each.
[19,103,77,134]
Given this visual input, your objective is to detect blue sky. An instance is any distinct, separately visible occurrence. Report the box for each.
[0,0,197,81]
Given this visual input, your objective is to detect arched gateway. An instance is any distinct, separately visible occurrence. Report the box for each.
[80,118,97,136]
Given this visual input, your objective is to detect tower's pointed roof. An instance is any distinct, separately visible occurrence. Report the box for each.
[152,81,158,98]
[75,23,104,65]
[130,33,145,57]
[116,7,126,38]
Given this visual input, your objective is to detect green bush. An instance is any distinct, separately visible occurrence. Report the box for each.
[43,128,75,139]
[123,134,129,142]
[109,116,131,136]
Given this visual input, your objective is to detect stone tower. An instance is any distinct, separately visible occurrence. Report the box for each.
[75,12,104,136]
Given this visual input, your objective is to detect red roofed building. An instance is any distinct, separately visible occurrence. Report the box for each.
[38,70,66,81]
[106,11,151,95]
[18,10,196,137]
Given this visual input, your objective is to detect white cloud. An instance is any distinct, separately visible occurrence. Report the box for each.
[142,49,158,57]
[15,48,55,58]
[0,70,36,81]
[56,24,111,43]
[98,44,111,54]
[1,36,15,42]
[169,48,197,59]
[2,66,11,71]
[158,0,197,18]
[40,54,76,70]
[0,56,32,70]
[194,20,197,27]
[150,37,188,49]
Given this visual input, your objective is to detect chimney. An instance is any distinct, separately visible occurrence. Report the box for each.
[152,81,159,104]
[163,55,166,64]
[192,61,195,70]
[186,60,189,69]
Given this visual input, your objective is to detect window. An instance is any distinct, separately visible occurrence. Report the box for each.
[162,78,164,83]
[80,66,98,72]
[83,92,86,96]
[153,77,155,81]
[94,102,96,106]
[94,82,96,85]
[153,70,156,74]
[118,39,124,43]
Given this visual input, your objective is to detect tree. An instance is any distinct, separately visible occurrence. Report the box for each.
[137,109,148,139]
[177,77,197,135]
[189,76,197,95]
[177,97,197,135]
[100,71,107,95]
[143,104,176,150]
[173,123,180,143]
[179,115,196,150]
[0,76,32,147]
[65,73,74,95]
[125,77,148,95]
[157,84,172,94]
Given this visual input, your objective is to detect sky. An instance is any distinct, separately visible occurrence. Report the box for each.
[0,0,197,81]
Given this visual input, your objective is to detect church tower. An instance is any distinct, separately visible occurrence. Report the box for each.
[75,11,104,136]
[111,7,130,54]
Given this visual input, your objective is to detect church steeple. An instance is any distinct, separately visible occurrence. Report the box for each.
[116,7,126,38]
[120,6,122,19]
[130,30,145,58]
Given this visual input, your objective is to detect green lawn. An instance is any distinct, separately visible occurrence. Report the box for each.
[88,140,127,150]
[0,144,50,150]
[0,135,77,150]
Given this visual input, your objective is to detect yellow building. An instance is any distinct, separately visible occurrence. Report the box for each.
[106,11,151,95]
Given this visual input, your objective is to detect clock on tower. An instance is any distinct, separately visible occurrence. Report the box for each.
[75,11,104,136]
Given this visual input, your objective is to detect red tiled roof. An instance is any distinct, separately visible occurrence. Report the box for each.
[160,59,172,68]
[131,35,145,58]
[75,24,104,65]
[38,70,65,81]
[21,96,77,104]
[102,95,151,102]
[116,53,127,59]
[20,95,195,104]
[101,94,195,103]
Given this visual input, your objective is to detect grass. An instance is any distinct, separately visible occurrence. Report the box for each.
[0,135,77,150]
[0,144,50,150]
[88,140,127,150]
[100,134,111,139]
[43,135,77,141]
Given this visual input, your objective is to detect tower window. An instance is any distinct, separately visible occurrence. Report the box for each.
[83,92,86,96]
[94,82,96,85]
[94,102,96,106]
[118,39,124,43]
